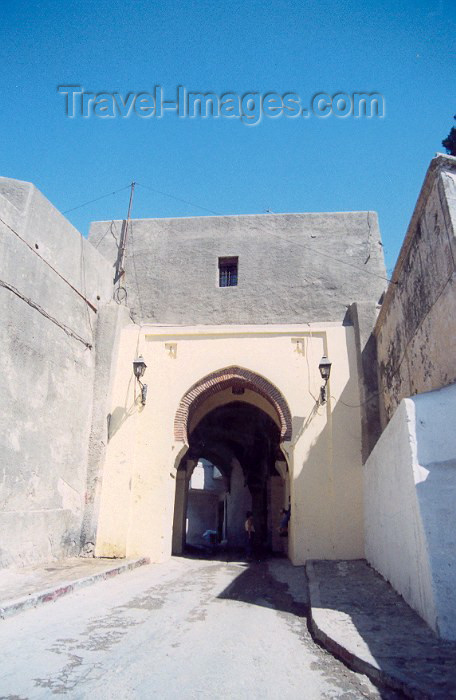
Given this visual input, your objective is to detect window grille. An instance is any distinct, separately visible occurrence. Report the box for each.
[218,256,238,287]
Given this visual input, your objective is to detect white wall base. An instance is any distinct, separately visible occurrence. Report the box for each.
[364,383,456,640]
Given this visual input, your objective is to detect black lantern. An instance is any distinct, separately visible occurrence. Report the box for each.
[133,356,147,379]
[318,355,332,403]
[318,355,332,381]
[133,356,148,404]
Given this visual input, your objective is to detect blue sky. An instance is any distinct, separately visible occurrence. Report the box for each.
[1,0,455,274]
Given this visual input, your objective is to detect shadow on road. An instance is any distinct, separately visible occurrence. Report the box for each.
[216,560,307,617]
[174,554,401,698]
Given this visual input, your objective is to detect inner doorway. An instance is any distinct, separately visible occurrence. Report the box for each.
[172,400,288,557]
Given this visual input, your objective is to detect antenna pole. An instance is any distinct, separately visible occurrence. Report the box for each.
[114,181,135,286]
[126,180,136,222]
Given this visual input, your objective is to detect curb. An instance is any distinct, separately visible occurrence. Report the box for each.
[305,561,421,700]
[0,557,150,621]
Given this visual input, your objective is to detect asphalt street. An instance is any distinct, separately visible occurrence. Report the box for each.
[0,556,399,699]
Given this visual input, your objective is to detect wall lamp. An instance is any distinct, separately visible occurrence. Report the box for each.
[318,355,332,404]
[133,355,148,405]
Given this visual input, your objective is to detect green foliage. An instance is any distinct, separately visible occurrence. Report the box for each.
[442,115,456,156]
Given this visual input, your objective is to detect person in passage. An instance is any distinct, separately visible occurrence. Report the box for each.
[202,529,218,553]
[278,506,290,536]
[244,510,255,559]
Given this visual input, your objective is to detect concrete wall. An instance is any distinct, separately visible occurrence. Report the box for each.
[349,301,383,461]
[94,321,365,566]
[0,177,113,567]
[89,211,386,326]
[364,383,456,639]
[375,154,456,425]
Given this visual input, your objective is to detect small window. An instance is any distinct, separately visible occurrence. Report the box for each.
[218,256,238,287]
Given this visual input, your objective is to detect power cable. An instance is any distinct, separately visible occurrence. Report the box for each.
[136,182,221,216]
[335,391,382,409]
[93,220,120,249]
[62,185,131,214]
[0,216,98,312]
[0,278,92,349]
[136,186,393,286]
[60,181,392,286]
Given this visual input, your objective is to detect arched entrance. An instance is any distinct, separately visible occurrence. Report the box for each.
[172,368,291,556]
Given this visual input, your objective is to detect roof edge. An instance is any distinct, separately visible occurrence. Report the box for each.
[374,153,456,335]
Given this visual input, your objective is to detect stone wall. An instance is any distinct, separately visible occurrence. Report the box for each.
[375,154,456,425]
[364,383,456,640]
[89,210,386,326]
[0,177,113,567]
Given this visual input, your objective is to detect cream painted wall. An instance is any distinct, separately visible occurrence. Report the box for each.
[95,322,363,565]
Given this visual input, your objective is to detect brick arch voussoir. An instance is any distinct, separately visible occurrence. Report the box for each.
[174,366,292,443]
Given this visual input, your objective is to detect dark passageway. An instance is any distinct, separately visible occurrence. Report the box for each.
[173,400,288,556]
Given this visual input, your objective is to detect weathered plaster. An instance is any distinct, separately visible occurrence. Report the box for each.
[375,154,456,425]
[80,301,132,553]
[89,211,386,326]
[0,177,113,567]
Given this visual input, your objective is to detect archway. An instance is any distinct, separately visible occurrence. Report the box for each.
[172,369,291,557]
[174,366,293,443]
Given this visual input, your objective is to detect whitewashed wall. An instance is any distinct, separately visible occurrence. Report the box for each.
[364,383,456,639]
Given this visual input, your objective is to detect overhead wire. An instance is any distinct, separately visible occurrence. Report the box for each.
[136,185,393,286]
[62,185,132,214]
[61,181,393,286]
[52,178,403,416]
[0,215,98,312]
[335,391,382,409]
[93,220,120,249]
[3,177,402,386]
[0,278,92,349]
[135,182,221,216]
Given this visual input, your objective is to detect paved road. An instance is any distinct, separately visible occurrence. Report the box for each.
[0,557,398,699]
